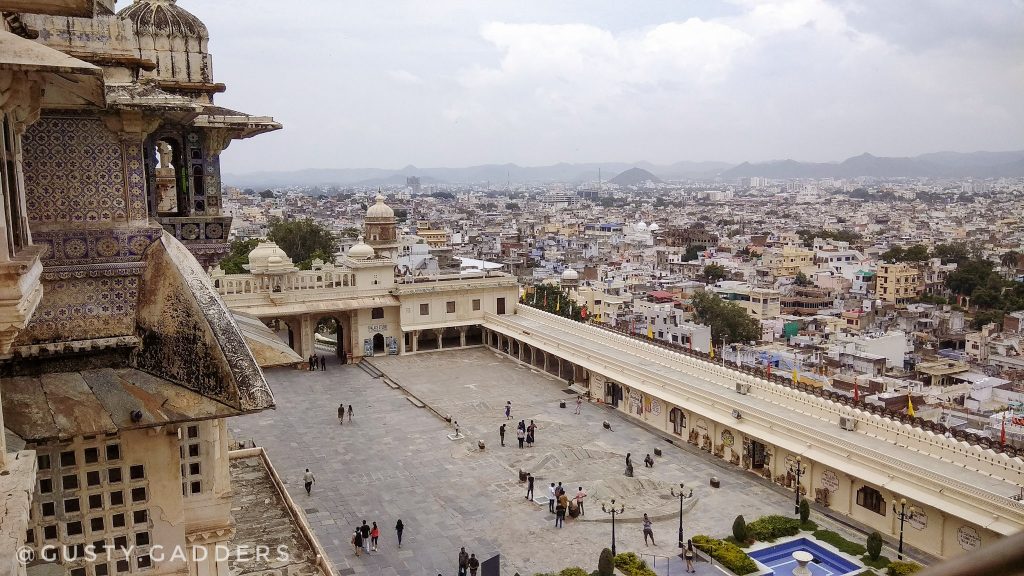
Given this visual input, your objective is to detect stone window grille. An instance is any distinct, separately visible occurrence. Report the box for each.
[180,425,203,497]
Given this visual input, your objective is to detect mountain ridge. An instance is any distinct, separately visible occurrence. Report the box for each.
[224,150,1024,187]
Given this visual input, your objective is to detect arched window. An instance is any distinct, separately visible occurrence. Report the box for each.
[856,486,886,516]
[371,307,384,320]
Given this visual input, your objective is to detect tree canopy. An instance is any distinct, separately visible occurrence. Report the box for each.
[881,244,930,263]
[219,238,260,274]
[700,263,728,284]
[690,291,760,344]
[796,228,862,248]
[267,218,339,270]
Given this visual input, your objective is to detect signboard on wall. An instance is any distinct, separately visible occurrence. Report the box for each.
[821,470,839,494]
[908,506,927,531]
[650,399,662,417]
[387,336,398,355]
[363,338,373,357]
[957,526,980,551]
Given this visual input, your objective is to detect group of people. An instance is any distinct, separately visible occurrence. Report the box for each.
[351,519,405,556]
[308,352,326,371]
[337,403,354,424]
[457,547,481,576]
[524,476,587,528]
[498,417,539,448]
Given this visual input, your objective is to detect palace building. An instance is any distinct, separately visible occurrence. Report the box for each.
[0,2,326,576]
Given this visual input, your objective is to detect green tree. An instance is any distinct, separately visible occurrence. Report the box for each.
[597,548,615,576]
[881,246,904,262]
[946,259,997,297]
[682,245,701,262]
[219,238,260,274]
[505,202,521,211]
[258,189,275,199]
[691,291,761,344]
[701,263,728,284]
[267,218,339,270]
[799,499,810,524]
[932,242,971,264]
[1001,250,1022,271]
[866,531,883,561]
[732,515,748,543]
[794,271,812,286]
[902,244,930,262]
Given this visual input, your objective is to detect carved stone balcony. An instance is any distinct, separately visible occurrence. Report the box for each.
[0,245,44,354]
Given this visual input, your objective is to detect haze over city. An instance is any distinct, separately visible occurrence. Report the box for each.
[191,0,1024,175]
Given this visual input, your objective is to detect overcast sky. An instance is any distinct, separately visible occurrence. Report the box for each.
[178,0,1024,174]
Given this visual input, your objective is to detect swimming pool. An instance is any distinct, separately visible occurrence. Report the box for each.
[748,537,862,576]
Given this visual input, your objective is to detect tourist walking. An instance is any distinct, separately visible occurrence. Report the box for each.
[499,423,506,446]
[348,404,354,422]
[468,553,480,576]
[527,420,536,446]
[308,354,315,371]
[505,400,512,420]
[575,395,583,414]
[625,453,634,477]
[575,486,587,516]
[684,539,696,573]
[458,547,470,576]
[320,354,326,371]
[395,519,404,548]
[548,483,556,513]
[517,426,525,449]
[643,513,655,545]
[360,520,371,553]
[370,522,379,551]
[352,528,362,556]
[525,473,534,500]
[303,468,315,495]
[338,403,345,425]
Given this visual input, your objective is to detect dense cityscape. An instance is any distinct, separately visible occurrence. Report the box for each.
[1,2,1022,576]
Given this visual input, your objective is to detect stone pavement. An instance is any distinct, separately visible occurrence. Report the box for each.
[228,348,877,576]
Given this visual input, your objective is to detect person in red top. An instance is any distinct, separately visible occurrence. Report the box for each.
[370,521,380,551]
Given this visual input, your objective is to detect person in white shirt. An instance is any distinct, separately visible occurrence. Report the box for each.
[548,483,556,514]
[303,468,315,495]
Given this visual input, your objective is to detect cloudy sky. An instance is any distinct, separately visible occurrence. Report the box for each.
[179,0,1024,174]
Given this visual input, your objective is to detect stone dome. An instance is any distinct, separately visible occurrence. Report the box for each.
[636,221,648,231]
[561,268,579,281]
[648,222,660,231]
[365,194,395,220]
[118,0,209,39]
[247,241,295,273]
[348,237,375,260]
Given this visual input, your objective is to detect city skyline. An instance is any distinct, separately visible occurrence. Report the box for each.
[188,0,1024,174]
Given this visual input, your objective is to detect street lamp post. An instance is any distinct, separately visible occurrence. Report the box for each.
[893,498,915,560]
[671,483,695,550]
[789,457,807,515]
[722,336,728,367]
[601,498,626,556]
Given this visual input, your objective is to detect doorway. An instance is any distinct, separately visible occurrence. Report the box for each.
[372,333,386,354]
[497,297,506,315]
[751,440,767,470]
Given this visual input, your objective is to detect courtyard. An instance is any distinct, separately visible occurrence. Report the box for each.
[228,347,873,575]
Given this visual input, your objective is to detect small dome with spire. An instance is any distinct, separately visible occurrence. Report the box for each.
[365,193,395,220]
[561,268,579,281]
[348,237,375,260]
[246,241,295,274]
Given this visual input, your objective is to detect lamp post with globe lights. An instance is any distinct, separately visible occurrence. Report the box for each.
[670,483,695,550]
[601,499,626,556]
[789,457,807,515]
[893,498,915,560]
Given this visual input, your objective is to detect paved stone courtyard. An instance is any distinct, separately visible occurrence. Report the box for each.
[228,347,870,575]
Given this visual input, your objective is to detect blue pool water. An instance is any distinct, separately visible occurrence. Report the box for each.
[748,537,861,576]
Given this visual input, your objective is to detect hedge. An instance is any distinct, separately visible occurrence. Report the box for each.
[886,561,923,575]
[746,515,801,542]
[812,529,867,556]
[692,535,758,575]
[613,553,657,576]
[534,570,589,576]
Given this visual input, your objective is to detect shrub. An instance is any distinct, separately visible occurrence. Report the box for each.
[886,561,923,575]
[861,555,892,570]
[866,531,883,561]
[597,548,614,576]
[613,553,657,576]
[733,515,748,542]
[558,569,589,576]
[692,535,758,576]
[799,499,810,524]
[800,519,818,531]
[813,529,867,556]
[747,515,800,541]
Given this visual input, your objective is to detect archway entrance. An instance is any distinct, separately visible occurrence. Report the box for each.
[373,333,386,354]
[669,407,686,436]
[315,316,347,361]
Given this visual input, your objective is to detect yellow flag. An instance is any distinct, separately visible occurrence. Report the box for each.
[556,296,561,312]
[792,367,799,383]
[907,392,916,418]
[647,324,653,339]
[710,346,715,359]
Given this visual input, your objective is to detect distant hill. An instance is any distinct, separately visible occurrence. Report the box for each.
[223,149,1024,187]
[610,167,663,186]
[722,151,1024,179]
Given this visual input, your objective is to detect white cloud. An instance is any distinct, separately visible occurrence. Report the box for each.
[387,69,423,85]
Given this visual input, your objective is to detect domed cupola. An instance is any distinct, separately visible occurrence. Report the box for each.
[117,0,209,40]
[366,194,395,221]
[363,193,399,258]
[245,241,296,274]
[348,237,376,260]
[117,0,214,89]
